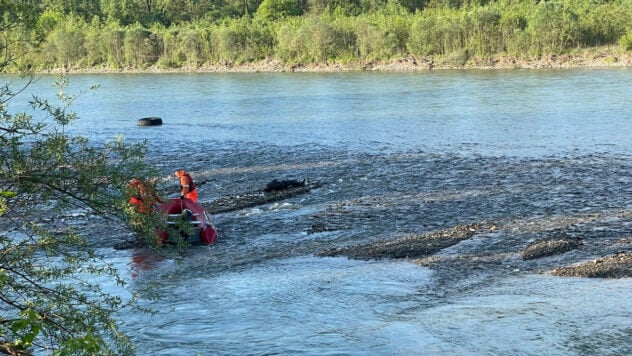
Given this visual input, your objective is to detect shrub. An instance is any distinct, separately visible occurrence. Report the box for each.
[45,17,88,68]
[408,8,463,56]
[123,26,161,68]
[256,0,302,21]
[619,31,632,51]
[527,1,580,55]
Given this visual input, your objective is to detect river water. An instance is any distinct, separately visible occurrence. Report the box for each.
[4,69,632,355]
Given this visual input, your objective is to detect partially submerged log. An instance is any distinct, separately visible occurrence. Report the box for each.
[203,182,321,214]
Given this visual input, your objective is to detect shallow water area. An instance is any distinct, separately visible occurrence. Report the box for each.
[4,69,632,354]
[417,275,632,355]
[118,251,632,355]
[126,256,433,355]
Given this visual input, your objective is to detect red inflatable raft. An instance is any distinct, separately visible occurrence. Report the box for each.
[157,198,218,245]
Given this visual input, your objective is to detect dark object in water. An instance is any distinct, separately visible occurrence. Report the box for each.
[137,117,163,126]
[521,237,582,260]
[263,179,306,192]
[204,181,322,215]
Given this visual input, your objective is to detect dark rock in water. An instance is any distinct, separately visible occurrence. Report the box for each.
[263,179,306,192]
[521,238,583,260]
[317,222,496,260]
[203,181,321,215]
[552,252,632,278]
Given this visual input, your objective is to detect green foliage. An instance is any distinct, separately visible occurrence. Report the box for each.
[0,1,40,71]
[408,7,464,56]
[5,0,632,70]
[102,22,126,68]
[215,18,275,64]
[499,8,530,56]
[123,25,161,68]
[275,16,341,64]
[44,16,89,68]
[527,1,580,55]
[298,17,337,63]
[466,6,502,56]
[620,31,632,51]
[577,1,630,46]
[348,2,412,61]
[100,0,143,25]
[37,10,64,34]
[216,19,252,63]
[256,0,303,21]
[195,23,221,63]
[1,74,156,354]
[275,17,306,63]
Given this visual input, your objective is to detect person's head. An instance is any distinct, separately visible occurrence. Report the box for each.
[175,169,186,178]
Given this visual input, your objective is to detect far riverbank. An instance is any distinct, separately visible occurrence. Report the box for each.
[39,47,632,74]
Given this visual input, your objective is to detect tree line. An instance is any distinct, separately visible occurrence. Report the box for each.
[3,0,632,71]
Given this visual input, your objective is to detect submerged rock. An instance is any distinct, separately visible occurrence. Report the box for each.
[317,222,496,260]
[203,182,321,214]
[552,252,632,278]
[521,238,583,260]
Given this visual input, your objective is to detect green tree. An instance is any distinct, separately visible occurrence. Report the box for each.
[216,17,274,64]
[256,0,303,21]
[466,6,502,56]
[499,8,530,56]
[41,0,103,21]
[123,26,162,68]
[0,1,41,72]
[577,1,630,46]
[101,0,143,25]
[0,75,156,355]
[102,21,127,68]
[1,3,157,354]
[43,15,88,69]
[408,7,464,56]
[528,1,580,54]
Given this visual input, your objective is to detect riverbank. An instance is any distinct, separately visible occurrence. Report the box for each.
[42,47,632,74]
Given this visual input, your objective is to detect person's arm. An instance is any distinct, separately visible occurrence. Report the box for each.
[180,176,191,197]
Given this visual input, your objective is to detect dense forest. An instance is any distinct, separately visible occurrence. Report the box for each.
[3,0,632,71]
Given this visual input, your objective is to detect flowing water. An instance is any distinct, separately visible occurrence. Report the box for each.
[4,69,632,355]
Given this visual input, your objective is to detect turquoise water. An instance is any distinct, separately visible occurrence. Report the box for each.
[6,69,632,156]
[4,69,632,354]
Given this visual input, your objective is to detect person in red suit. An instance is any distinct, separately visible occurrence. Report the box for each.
[128,178,162,214]
[175,169,198,203]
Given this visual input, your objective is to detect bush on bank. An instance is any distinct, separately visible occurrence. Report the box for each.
[11,0,632,71]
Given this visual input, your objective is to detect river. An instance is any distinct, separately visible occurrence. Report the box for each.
[4,69,632,355]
